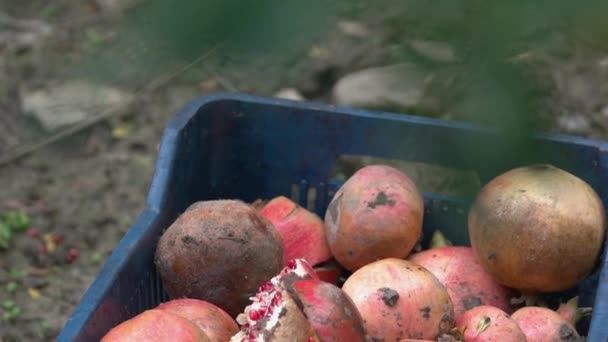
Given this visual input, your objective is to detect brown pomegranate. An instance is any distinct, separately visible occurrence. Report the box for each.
[154,199,284,318]
[156,298,239,341]
[324,164,424,272]
[341,258,455,341]
[260,196,332,267]
[468,164,607,292]
[100,309,210,341]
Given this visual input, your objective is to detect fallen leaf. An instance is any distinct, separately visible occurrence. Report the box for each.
[112,124,131,139]
[28,288,41,299]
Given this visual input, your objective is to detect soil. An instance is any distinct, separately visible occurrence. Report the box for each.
[0,1,607,341]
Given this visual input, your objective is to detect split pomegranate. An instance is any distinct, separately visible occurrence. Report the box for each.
[231,258,368,342]
[408,231,517,319]
[287,279,369,341]
[468,164,607,292]
[342,258,455,341]
[324,164,424,272]
[511,306,582,342]
[154,199,284,318]
[156,298,239,342]
[260,196,332,267]
[100,309,210,342]
[455,305,525,342]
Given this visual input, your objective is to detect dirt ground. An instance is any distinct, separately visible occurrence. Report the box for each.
[1,2,608,341]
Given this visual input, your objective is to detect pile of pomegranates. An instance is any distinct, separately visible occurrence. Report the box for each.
[101,163,606,341]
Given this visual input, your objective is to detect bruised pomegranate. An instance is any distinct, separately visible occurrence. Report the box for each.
[157,298,239,341]
[468,164,607,292]
[408,234,516,319]
[455,305,525,342]
[231,258,367,342]
[101,309,209,341]
[154,200,284,318]
[324,164,424,272]
[342,258,455,341]
[511,306,582,342]
[260,196,332,267]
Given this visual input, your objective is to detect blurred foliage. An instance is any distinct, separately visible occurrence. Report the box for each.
[74,0,608,172]
[75,0,353,85]
[0,211,30,250]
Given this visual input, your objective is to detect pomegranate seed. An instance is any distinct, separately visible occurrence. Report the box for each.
[65,247,79,264]
[38,243,47,255]
[259,282,273,292]
[286,259,297,270]
[248,309,262,321]
[248,330,256,339]
[308,337,315,342]
[28,228,40,239]
[271,292,282,307]
[258,306,267,315]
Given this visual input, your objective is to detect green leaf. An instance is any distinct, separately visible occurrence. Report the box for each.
[3,306,21,321]
[3,300,15,309]
[2,211,30,231]
[0,222,11,250]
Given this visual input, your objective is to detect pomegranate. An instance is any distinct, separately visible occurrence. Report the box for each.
[455,305,525,341]
[511,306,582,342]
[100,309,209,341]
[154,199,284,318]
[556,296,592,326]
[341,258,455,341]
[287,279,368,341]
[398,339,458,342]
[312,259,344,285]
[468,164,607,292]
[231,258,368,341]
[408,231,517,319]
[324,164,424,272]
[156,298,239,341]
[260,196,332,267]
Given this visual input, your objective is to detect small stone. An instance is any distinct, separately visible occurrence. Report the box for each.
[557,114,591,135]
[199,78,219,92]
[410,40,456,63]
[337,20,369,38]
[332,63,426,110]
[21,80,134,131]
[95,0,138,11]
[274,88,304,101]
[598,57,608,70]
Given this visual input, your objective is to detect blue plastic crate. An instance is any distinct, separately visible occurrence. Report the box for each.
[58,93,608,341]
